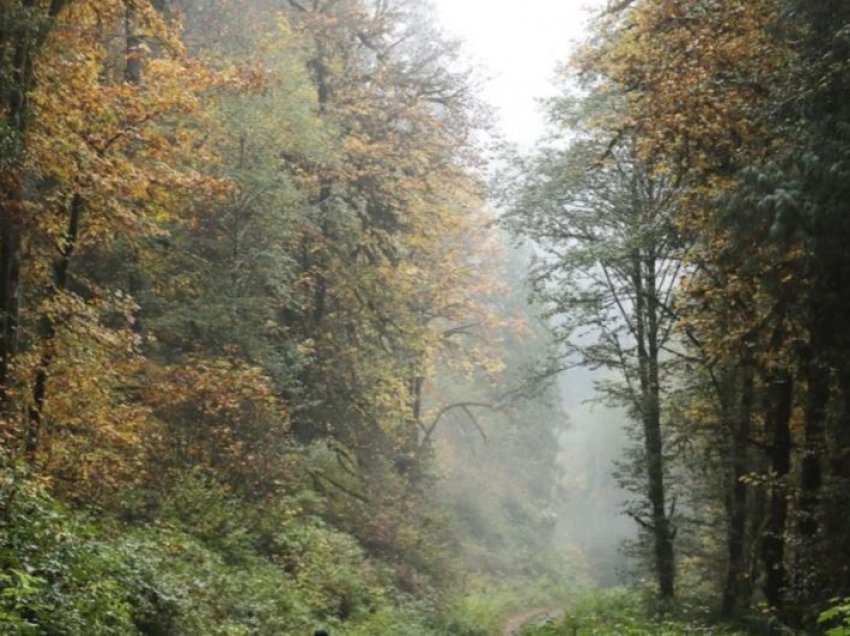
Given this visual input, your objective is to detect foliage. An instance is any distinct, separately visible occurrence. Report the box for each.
[503,0,850,629]
[0,0,566,632]
[0,474,135,635]
[820,599,850,636]
[521,588,746,636]
[0,471,457,635]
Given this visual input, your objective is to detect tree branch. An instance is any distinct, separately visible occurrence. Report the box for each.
[421,401,501,447]
[308,469,369,503]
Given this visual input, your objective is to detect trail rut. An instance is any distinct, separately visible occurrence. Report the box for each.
[501,607,564,635]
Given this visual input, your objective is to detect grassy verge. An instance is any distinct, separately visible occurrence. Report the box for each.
[520,588,749,636]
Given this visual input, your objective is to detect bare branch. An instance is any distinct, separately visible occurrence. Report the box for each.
[286,0,308,12]
[421,401,501,447]
[460,404,488,442]
[627,510,655,532]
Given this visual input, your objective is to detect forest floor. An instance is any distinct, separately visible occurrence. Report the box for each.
[501,607,565,635]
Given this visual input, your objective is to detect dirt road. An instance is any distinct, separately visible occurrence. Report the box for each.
[501,607,564,635]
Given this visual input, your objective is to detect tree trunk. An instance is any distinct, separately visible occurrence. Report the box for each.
[399,369,424,480]
[762,369,793,612]
[0,2,36,412]
[830,363,850,597]
[799,342,828,542]
[124,3,143,85]
[26,193,83,458]
[0,1,68,414]
[634,248,675,598]
[0,214,22,412]
[721,359,755,618]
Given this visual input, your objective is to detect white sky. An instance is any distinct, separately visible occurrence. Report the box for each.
[432,0,603,150]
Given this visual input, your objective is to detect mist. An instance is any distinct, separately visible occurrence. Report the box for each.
[556,372,633,587]
[4,0,847,634]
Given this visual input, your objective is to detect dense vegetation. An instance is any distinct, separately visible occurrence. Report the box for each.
[0,1,568,633]
[4,0,850,634]
[504,0,850,633]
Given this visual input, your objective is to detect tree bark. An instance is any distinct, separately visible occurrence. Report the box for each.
[799,340,828,542]
[721,358,755,618]
[26,193,83,458]
[0,214,23,412]
[124,2,143,85]
[762,369,793,612]
[634,247,675,598]
[0,1,37,411]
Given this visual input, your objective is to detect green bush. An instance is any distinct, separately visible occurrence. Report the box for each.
[820,598,850,636]
[0,480,135,635]
[521,588,746,636]
[0,472,455,634]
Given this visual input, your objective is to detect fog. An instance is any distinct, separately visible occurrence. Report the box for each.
[434,0,604,150]
[556,371,634,586]
[431,0,638,588]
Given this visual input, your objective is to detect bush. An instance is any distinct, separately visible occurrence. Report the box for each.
[521,588,747,636]
[820,598,850,636]
[0,479,135,634]
[0,472,455,634]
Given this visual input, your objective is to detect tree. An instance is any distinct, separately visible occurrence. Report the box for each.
[0,0,230,495]
[575,0,850,624]
[503,94,684,598]
[783,0,850,610]
[0,0,71,410]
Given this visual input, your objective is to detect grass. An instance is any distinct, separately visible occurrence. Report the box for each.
[521,587,749,636]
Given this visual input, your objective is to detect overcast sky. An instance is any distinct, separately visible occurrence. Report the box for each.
[432,0,603,150]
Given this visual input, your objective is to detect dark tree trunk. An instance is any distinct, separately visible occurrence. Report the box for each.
[830,364,850,596]
[124,3,143,85]
[0,2,36,412]
[799,338,828,542]
[721,359,755,618]
[398,369,424,479]
[634,248,675,598]
[833,364,850,484]
[644,393,676,598]
[762,370,793,612]
[26,193,83,458]
[0,215,22,412]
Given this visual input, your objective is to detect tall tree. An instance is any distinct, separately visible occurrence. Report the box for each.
[503,96,684,598]
[0,0,70,410]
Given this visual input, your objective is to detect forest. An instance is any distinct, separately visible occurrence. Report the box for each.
[0,0,850,635]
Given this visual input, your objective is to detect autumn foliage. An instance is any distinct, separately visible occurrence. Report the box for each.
[503,0,850,629]
[0,1,531,629]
